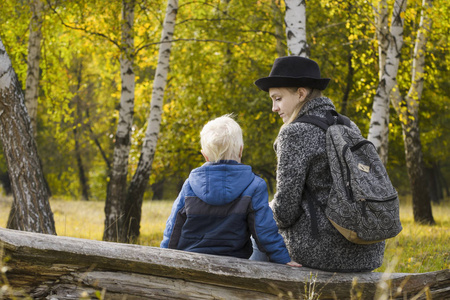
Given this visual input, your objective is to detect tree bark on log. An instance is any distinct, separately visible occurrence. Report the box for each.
[0,228,448,299]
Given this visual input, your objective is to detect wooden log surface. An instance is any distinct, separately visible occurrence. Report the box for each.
[0,228,448,299]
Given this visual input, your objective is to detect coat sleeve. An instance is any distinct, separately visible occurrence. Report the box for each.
[160,180,188,248]
[271,124,319,229]
[249,178,291,264]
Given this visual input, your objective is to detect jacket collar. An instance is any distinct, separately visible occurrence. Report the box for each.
[297,96,336,118]
[203,160,241,166]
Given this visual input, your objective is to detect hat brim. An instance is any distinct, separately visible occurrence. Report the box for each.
[254,76,330,92]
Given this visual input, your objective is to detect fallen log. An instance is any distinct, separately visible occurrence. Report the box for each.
[0,228,448,299]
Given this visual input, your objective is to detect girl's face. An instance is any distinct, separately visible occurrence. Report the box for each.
[269,87,301,123]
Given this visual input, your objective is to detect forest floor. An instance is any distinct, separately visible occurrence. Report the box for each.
[0,195,448,274]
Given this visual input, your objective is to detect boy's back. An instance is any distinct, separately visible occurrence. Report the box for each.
[163,161,256,258]
[160,115,298,265]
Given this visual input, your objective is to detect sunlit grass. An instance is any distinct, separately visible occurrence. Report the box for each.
[0,195,449,273]
[376,196,450,273]
[0,196,171,247]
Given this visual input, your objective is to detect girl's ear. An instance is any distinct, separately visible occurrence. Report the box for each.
[297,87,309,102]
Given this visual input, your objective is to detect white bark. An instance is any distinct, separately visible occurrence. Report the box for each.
[120,0,179,242]
[284,0,308,57]
[114,0,135,178]
[373,0,389,80]
[25,0,43,136]
[367,0,406,164]
[0,37,56,234]
[140,0,178,171]
[0,41,15,91]
[103,0,135,242]
[391,0,434,224]
[405,0,429,114]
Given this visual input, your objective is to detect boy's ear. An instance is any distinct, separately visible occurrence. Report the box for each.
[201,150,210,162]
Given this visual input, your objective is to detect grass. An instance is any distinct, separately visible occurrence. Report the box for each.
[377,196,450,273]
[0,195,449,274]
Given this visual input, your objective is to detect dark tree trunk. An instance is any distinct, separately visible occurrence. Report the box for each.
[0,38,56,234]
[341,53,354,115]
[427,162,445,203]
[402,120,435,225]
[74,130,90,201]
[0,171,12,195]
[71,59,90,201]
[122,155,153,243]
[104,150,129,242]
[271,0,286,57]
[151,179,165,200]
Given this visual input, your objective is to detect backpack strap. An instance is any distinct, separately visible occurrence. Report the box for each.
[326,110,351,127]
[304,187,320,239]
[294,110,351,131]
[293,115,330,131]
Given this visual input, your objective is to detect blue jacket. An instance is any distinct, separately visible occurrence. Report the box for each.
[160,160,291,264]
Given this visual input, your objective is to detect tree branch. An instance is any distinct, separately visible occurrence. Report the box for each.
[45,0,121,49]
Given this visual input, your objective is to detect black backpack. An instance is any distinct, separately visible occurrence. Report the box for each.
[294,110,402,244]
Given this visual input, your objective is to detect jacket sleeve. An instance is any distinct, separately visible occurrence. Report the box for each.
[271,124,319,229]
[249,178,291,264]
[160,180,188,248]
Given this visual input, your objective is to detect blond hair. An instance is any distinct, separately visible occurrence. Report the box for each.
[200,114,244,162]
[285,88,323,125]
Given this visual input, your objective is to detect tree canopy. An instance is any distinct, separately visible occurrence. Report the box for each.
[0,0,448,202]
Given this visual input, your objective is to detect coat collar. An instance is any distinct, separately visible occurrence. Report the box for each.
[297,96,336,118]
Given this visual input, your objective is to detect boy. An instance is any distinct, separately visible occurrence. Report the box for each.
[161,115,300,266]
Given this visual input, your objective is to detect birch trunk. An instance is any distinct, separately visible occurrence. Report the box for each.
[284,0,308,57]
[103,0,135,242]
[367,0,406,164]
[121,0,178,243]
[391,0,434,224]
[0,37,56,234]
[25,0,43,137]
[374,0,389,80]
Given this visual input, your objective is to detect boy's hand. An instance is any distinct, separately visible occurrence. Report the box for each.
[286,260,302,267]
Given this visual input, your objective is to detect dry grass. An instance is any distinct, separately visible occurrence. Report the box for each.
[0,196,171,247]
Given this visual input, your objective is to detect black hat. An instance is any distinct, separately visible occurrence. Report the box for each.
[255,56,330,92]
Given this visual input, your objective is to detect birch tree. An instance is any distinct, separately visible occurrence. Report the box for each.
[367,0,406,164]
[374,0,389,81]
[284,0,308,57]
[24,0,43,136]
[103,0,136,242]
[391,0,434,224]
[122,0,178,243]
[0,37,56,234]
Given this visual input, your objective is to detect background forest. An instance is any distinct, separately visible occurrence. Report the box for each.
[0,0,449,232]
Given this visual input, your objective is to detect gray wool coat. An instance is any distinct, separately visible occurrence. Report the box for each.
[271,96,385,272]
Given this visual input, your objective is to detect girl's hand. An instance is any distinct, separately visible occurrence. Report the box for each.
[286,260,302,267]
